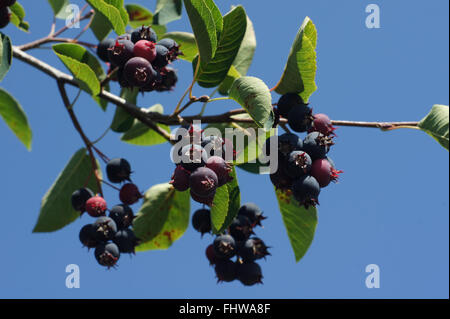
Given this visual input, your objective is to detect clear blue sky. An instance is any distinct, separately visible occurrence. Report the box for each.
[1,0,448,299]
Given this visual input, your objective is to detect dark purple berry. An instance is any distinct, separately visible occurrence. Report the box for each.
[79,224,99,248]
[85,196,107,217]
[108,204,134,230]
[310,158,342,188]
[286,150,312,179]
[310,113,336,136]
[303,132,334,161]
[202,135,225,158]
[229,215,254,241]
[0,0,16,7]
[265,133,303,158]
[96,38,115,62]
[215,260,238,283]
[206,244,219,265]
[93,216,117,242]
[237,238,271,262]
[192,209,212,236]
[213,234,236,259]
[206,156,232,187]
[190,189,215,206]
[71,187,94,212]
[237,203,266,227]
[106,158,132,183]
[131,26,157,44]
[237,262,263,286]
[292,175,321,208]
[277,93,304,118]
[157,38,181,61]
[119,183,142,205]
[154,67,178,91]
[133,40,156,62]
[113,229,140,254]
[189,167,219,198]
[124,57,156,87]
[270,167,293,191]
[180,144,208,172]
[107,39,134,67]
[0,7,10,29]
[95,243,120,268]
[153,45,170,69]
[170,165,191,191]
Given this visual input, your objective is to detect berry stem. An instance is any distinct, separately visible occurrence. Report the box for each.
[57,80,104,197]
[100,179,122,191]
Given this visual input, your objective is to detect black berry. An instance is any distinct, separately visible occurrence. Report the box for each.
[107,39,134,67]
[292,175,321,207]
[96,38,115,63]
[237,203,266,227]
[213,234,236,259]
[108,204,134,230]
[215,260,238,283]
[237,238,271,262]
[277,93,304,118]
[303,132,334,161]
[93,216,117,242]
[287,103,314,132]
[79,224,99,249]
[192,209,212,236]
[286,150,312,179]
[237,262,263,286]
[106,158,132,183]
[153,44,170,69]
[131,26,157,44]
[71,187,94,212]
[95,243,120,268]
[113,229,139,254]
[0,7,10,29]
[229,215,254,241]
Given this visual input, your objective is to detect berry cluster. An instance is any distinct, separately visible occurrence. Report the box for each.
[0,0,15,29]
[192,203,270,286]
[269,93,342,207]
[71,158,142,269]
[170,126,235,206]
[96,26,181,92]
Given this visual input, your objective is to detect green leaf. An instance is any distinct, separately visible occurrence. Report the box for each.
[121,104,171,146]
[47,0,72,19]
[126,4,153,28]
[153,0,182,25]
[90,12,112,41]
[110,87,139,133]
[86,0,127,36]
[229,76,275,130]
[0,88,32,150]
[275,188,318,262]
[194,6,247,88]
[134,183,190,251]
[33,148,102,233]
[183,0,218,66]
[152,24,167,39]
[274,17,317,103]
[217,166,241,233]
[0,32,12,82]
[418,104,449,150]
[203,0,223,37]
[9,2,30,32]
[161,32,198,62]
[218,13,256,95]
[210,185,229,233]
[52,44,101,96]
[52,44,109,110]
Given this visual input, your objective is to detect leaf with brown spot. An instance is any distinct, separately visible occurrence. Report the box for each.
[134,183,190,251]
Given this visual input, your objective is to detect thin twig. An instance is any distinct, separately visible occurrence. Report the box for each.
[57,80,103,197]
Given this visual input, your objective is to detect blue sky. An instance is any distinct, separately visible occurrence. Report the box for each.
[0,0,448,298]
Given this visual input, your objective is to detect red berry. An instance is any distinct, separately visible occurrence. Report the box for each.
[133,40,157,62]
[85,196,107,217]
[310,158,342,188]
[310,113,336,136]
[170,165,191,191]
[119,183,143,205]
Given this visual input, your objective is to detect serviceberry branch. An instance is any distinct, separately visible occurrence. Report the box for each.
[56,80,103,197]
